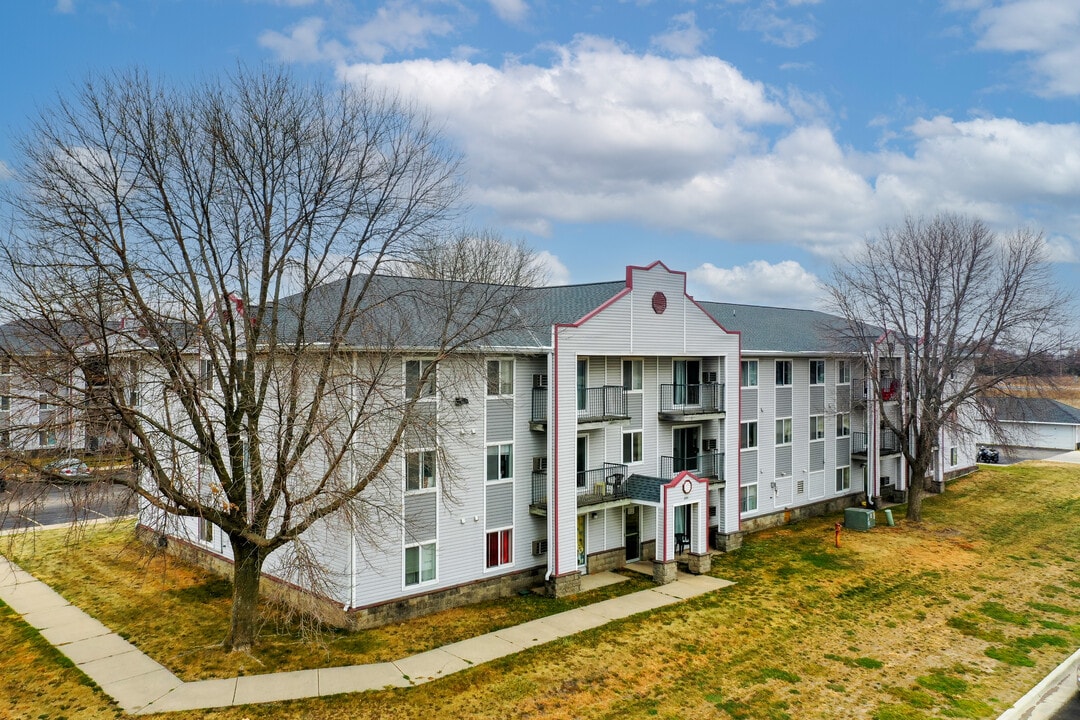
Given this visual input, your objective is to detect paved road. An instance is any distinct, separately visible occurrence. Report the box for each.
[0,479,135,532]
[1052,692,1080,720]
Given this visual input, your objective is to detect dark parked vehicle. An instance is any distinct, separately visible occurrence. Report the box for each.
[42,457,92,481]
[977,446,1000,463]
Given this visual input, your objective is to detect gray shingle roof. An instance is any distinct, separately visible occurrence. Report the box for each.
[699,301,857,354]
[984,397,1080,425]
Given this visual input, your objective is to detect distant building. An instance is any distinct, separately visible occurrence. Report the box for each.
[981,396,1080,451]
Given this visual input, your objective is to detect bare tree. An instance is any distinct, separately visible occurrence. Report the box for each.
[0,67,540,652]
[828,213,1072,521]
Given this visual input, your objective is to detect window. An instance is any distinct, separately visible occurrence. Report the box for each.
[810,415,825,440]
[0,396,9,412]
[740,360,758,388]
[405,449,437,491]
[623,430,643,463]
[0,357,9,375]
[835,466,851,492]
[198,517,214,544]
[404,542,436,586]
[0,431,9,449]
[622,359,643,391]
[405,359,436,399]
[809,360,825,385]
[200,359,214,392]
[775,418,793,445]
[775,360,792,386]
[486,359,513,396]
[486,529,512,569]
[740,421,758,449]
[836,413,850,437]
[128,359,140,407]
[740,484,758,513]
[38,430,56,447]
[39,397,52,411]
[950,447,958,466]
[837,360,851,384]
[486,443,513,481]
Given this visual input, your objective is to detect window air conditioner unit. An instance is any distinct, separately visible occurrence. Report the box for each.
[532,456,548,472]
[702,371,718,383]
[702,438,717,452]
[533,373,548,388]
[532,539,548,556]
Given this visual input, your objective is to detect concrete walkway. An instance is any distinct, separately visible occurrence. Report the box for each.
[0,558,733,714]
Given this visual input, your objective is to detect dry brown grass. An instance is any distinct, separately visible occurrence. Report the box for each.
[1,461,1078,719]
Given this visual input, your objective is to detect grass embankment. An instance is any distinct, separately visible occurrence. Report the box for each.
[2,461,1079,719]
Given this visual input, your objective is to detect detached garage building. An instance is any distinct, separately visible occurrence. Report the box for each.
[982,397,1080,451]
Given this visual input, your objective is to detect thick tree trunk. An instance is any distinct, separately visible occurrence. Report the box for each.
[906,480,925,521]
[225,536,264,652]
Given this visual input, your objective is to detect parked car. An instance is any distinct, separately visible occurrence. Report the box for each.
[42,457,92,481]
[977,446,1000,464]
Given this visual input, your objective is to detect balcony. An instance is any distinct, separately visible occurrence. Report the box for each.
[658,383,724,421]
[660,452,724,481]
[853,378,901,405]
[529,462,629,515]
[530,387,547,431]
[852,429,902,457]
[577,386,630,426]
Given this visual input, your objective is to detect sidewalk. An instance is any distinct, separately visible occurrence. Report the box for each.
[0,557,733,714]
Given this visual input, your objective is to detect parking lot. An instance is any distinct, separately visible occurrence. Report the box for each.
[0,479,135,532]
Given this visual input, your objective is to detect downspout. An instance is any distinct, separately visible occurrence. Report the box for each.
[545,328,558,583]
[345,533,355,611]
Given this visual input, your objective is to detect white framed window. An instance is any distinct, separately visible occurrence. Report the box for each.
[837,360,851,384]
[486,359,513,396]
[740,360,758,388]
[128,359,141,407]
[486,443,513,481]
[836,413,851,437]
[198,517,214,544]
[404,542,436,586]
[775,360,792,387]
[809,415,825,440]
[0,396,9,412]
[405,359,436,399]
[405,449,437,491]
[622,359,643,391]
[485,528,512,569]
[622,430,643,464]
[740,421,758,449]
[950,447,958,466]
[775,418,793,445]
[740,484,758,513]
[38,430,56,447]
[809,359,825,385]
[835,466,851,492]
[39,397,52,411]
[200,359,214,392]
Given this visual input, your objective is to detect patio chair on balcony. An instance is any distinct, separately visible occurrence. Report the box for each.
[605,472,624,497]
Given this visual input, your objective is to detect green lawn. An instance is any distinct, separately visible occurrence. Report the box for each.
[2,461,1078,719]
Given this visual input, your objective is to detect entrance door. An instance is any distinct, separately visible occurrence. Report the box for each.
[674,504,693,555]
[673,426,700,473]
[577,514,587,569]
[624,506,640,561]
[576,434,588,489]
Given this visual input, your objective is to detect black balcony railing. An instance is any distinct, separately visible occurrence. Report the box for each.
[659,383,724,416]
[660,452,724,480]
[530,462,629,511]
[852,430,902,456]
[577,462,629,506]
[577,386,628,423]
[531,387,547,425]
[531,470,548,508]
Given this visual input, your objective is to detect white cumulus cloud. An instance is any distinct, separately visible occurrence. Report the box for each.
[487,0,528,24]
[651,12,708,57]
[689,260,825,308]
[534,250,571,285]
[968,0,1080,97]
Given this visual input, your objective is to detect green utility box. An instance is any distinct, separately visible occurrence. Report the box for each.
[844,507,876,531]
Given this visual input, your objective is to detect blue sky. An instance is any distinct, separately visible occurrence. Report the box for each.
[2,1,1079,309]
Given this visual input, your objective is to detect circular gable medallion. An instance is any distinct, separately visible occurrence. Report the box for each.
[682,478,693,494]
[651,291,667,314]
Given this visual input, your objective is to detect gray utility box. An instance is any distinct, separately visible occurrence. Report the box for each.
[844,507,876,531]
